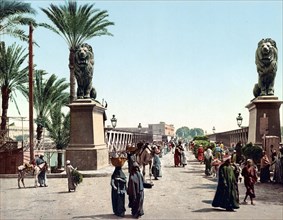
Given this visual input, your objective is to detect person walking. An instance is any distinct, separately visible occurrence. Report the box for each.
[212,154,240,211]
[65,160,76,192]
[204,146,213,176]
[260,150,271,183]
[111,166,127,217]
[197,145,204,164]
[152,147,161,180]
[242,159,258,205]
[174,141,183,167]
[127,162,144,219]
[273,147,283,184]
[35,153,47,187]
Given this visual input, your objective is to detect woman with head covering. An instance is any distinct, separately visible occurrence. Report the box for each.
[65,160,76,192]
[110,166,127,217]
[260,150,271,183]
[36,153,47,187]
[242,159,258,205]
[127,162,144,218]
[212,154,240,211]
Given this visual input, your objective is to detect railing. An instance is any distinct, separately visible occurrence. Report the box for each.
[105,129,153,152]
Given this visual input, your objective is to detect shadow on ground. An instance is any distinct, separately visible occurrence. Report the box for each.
[192,208,228,212]
[73,214,134,219]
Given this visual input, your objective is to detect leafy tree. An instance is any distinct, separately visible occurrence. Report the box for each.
[24,70,69,143]
[0,42,28,130]
[242,142,263,165]
[41,0,114,102]
[176,127,205,141]
[45,104,70,169]
[0,0,36,42]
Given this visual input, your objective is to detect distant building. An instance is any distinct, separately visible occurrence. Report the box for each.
[116,122,175,142]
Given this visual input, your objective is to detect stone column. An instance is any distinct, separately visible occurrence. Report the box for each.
[66,99,108,170]
[246,96,282,145]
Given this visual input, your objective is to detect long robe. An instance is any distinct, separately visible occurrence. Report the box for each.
[128,167,144,218]
[36,157,46,186]
[111,167,127,217]
[242,165,257,198]
[273,156,283,184]
[152,154,161,178]
[260,155,271,183]
[197,147,204,162]
[66,164,76,191]
[204,149,213,176]
[212,162,240,210]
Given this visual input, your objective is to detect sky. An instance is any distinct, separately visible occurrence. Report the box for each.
[2,0,283,134]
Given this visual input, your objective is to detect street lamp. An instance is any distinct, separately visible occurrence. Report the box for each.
[111,115,117,128]
[236,113,243,128]
[138,123,142,132]
[212,126,216,134]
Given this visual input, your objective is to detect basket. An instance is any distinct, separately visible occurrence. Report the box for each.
[110,157,127,167]
[126,146,137,153]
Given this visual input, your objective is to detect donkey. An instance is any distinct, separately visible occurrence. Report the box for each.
[18,162,48,188]
[135,142,154,183]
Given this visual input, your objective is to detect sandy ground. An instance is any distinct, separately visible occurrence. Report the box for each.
[1,150,283,220]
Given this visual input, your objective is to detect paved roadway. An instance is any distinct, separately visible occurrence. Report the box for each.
[1,150,283,220]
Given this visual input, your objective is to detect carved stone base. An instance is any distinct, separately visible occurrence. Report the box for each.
[246,96,282,145]
[66,99,108,170]
[65,147,108,170]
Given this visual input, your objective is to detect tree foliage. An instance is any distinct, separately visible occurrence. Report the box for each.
[176,127,204,141]
[0,0,37,42]
[41,0,114,102]
[0,42,28,130]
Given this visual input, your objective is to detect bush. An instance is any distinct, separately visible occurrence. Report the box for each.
[193,139,211,158]
[242,142,263,164]
[71,169,83,185]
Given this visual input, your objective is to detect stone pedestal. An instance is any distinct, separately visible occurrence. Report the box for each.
[66,99,108,170]
[246,96,282,145]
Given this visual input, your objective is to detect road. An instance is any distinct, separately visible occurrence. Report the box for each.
[1,150,283,220]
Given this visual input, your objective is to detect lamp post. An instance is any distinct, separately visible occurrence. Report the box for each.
[138,123,142,132]
[236,113,243,128]
[111,115,117,129]
[212,126,216,134]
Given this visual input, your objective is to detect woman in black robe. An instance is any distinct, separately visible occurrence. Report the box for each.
[110,166,127,217]
[212,155,240,211]
[127,162,144,218]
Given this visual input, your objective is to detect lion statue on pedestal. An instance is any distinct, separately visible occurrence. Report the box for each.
[253,38,278,98]
[74,43,97,99]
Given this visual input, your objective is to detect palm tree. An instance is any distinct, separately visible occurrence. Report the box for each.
[0,42,28,130]
[27,70,69,144]
[45,104,70,169]
[41,0,114,102]
[0,0,36,42]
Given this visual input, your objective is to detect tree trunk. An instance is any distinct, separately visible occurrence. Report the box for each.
[1,86,10,131]
[69,48,76,103]
[57,151,63,169]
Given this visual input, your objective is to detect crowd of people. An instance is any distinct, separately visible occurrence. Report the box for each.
[193,140,283,211]
[34,139,283,217]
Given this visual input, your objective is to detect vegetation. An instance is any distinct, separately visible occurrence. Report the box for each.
[176,127,204,142]
[41,0,114,102]
[0,0,36,42]
[192,136,214,158]
[242,142,263,165]
[23,70,69,143]
[45,103,70,169]
[0,42,28,130]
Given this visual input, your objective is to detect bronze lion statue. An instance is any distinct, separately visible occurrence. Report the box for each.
[74,43,97,99]
[253,38,278,98]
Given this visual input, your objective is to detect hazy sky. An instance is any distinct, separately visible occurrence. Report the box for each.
[2,0,283,134]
